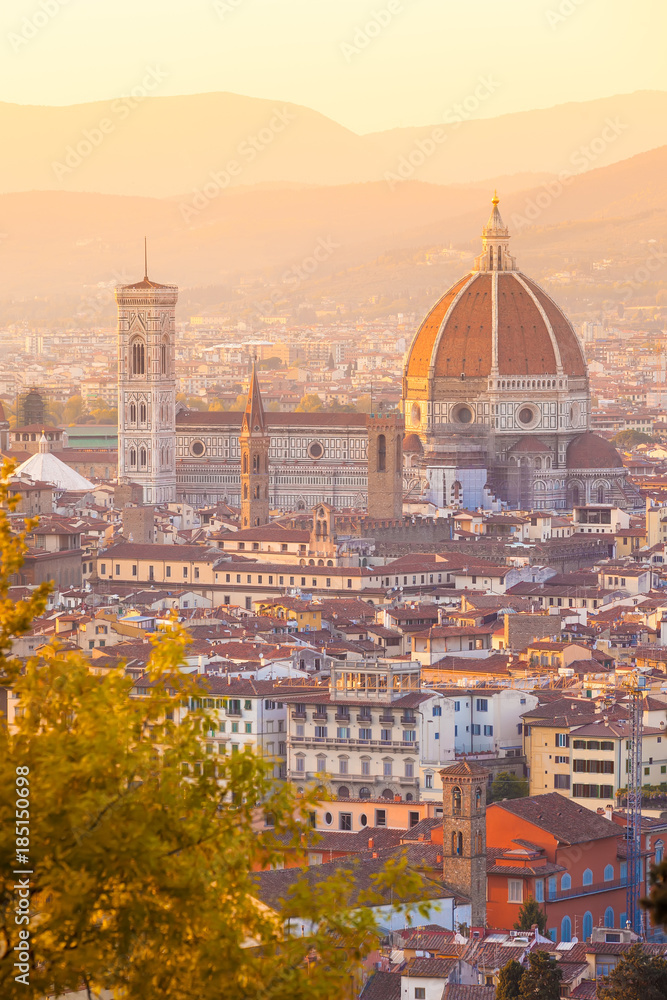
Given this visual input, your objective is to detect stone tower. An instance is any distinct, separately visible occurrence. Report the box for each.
[366,414,404,519]
[240,363,270,527]
[309,503,336,563]
[440,760,489,927]
[116,256,177,504]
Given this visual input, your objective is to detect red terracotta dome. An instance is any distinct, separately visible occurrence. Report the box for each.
[405,196,586,382]
[405,271,586,380]
[402,432,423,454]
[566,433,623,470]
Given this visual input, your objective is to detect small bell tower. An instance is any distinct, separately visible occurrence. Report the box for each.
[240,362,270,527]
[440,760,489,927]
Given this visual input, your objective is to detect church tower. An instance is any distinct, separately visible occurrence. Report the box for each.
[240,363,270,527]
[116,252,178,504]
[440,760,489,927]
[366,414,404,519]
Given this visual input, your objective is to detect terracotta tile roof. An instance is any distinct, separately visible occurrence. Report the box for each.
[491,792,622,845]
[405,274,472,378]
[443,987,496,1000]
[359,972,401,1000]
[404,956,457,978]
[439,760,490,778]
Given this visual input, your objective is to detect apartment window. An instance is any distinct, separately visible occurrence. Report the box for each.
[508,879,523,903]
[432,706,442,717]
[132,565,137,577]
[361,759,371,776]
[383,760,392,777]
[483,725,493,736]
[380,729,391,742]
[100,563,106,575]
[535,879,544,902]
[244,723,252,734]
[231,723,238,734]
[295,757,305,773]
[316,758,326,773]
[555,733,569,747]
[405,762,414,778]
[375,809,386,827]
[359,728,372,740]
[165,566,171,578]
[425,773,433,788]
[454,701,460,712]
[471,724,481,736]
[339,758,348,775]
[337,727,351,739]
[554,775,570,789]
[115,564,120,575]
[415,990,426,1000]
[403,730,416,743]
[476,699,488,712]
[315,726,327,739]
[339,813,352,831]
[244,700,252,710]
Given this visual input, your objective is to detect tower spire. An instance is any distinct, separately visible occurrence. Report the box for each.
[472,191,517,273]
[241,359,267,435]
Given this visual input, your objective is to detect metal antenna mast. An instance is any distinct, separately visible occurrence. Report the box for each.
[626,675,644,934]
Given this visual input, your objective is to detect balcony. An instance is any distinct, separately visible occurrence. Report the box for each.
[379,714,394,724]
[357,713,373,723]
[289,734,419,751]
[291,710,306,720]
[225,708,242,717]
[335,712,351,722]
[549,876,628,902]
[400,715,416,725]
[312,712,328,722]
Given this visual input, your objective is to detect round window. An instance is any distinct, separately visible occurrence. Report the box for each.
[360,813,368,826]
[191,440,205,457]
[324,811,333,826]
[308,441,323,460]
[455,405,473,424]
[518,407,534,425]
[411,402,421,424]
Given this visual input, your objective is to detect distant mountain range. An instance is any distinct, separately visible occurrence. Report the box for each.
[1,90,666,196]
[0,91,665,315]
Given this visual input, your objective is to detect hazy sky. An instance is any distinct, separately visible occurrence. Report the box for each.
[1,0,665,132]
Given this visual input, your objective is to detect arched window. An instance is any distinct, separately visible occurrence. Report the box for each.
[242,453,248,474]
[139,447,147,468]
[243,485,248,500]
[378,434,386,472]
[656,840,664,865]
[396,434,401,466]
[604,906,614,928]
[475,787,482,811]
[452,786,462,816]
[253,453,259,473]
[497,245,502,268]
[604,864,614,881]
[583,911,593,941]
[456,832,463,855]
[597,485,606,503]
[359,787,371,799]
[561,916,572,942]
[582,869,593,886]
[139,402,147,424]
[475,832,483,853]
[161,337,168,374]
[254,485,260,499]
[489,247,493,269]
[129,402,136,423]
[131,338,145,375]
[129,448,136,467]
[561,873,571,890]
[337,786,349,798]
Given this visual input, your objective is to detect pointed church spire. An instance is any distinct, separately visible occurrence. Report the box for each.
[241,360,266,435]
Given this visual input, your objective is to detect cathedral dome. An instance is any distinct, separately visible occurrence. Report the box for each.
[566,433,624,470]
[405,196,586,381]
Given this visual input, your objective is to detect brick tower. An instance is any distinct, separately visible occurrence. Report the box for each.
[440,760,489,927]
[116,249,177,504]
[366,414,404,519]
[240,362,270,528]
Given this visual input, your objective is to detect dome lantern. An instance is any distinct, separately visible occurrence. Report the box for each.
[473,191,517,273]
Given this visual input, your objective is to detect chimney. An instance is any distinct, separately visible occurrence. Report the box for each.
[368,837,374,850]
[372,851,378,858]
[436,853,442,864]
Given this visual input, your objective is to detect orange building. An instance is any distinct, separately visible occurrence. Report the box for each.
[486,793,650,943]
